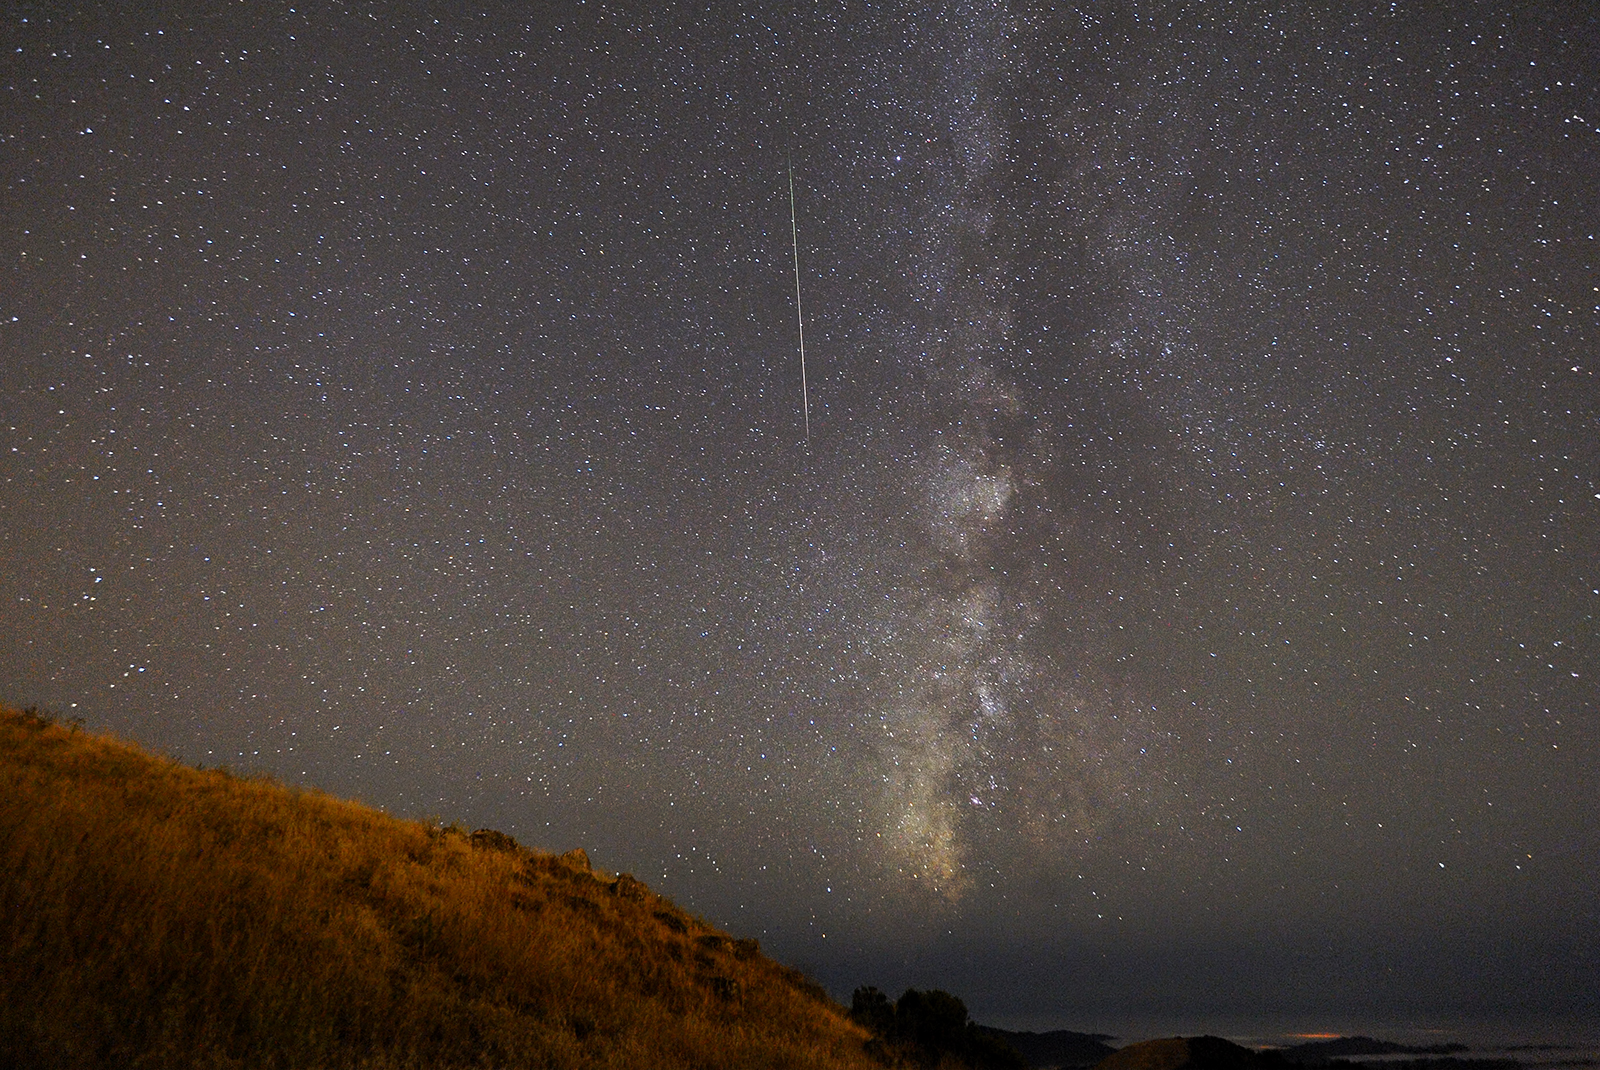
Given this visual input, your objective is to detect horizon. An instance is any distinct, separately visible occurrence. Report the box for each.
[3,0,1595,1034]
[973,1016,1600,1051]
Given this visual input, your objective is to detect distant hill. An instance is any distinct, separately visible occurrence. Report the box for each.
[0,705,879,1069]
[1274,1036,1514,1070]
[1091,1036,1514,1070]
[974,1025,1118,1068]
[1281,1038,1470,1063]
[1094,1036,1287,1070]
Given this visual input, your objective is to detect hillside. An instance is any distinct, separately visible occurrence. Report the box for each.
[1093,1037,1283,1070]
[0,706,880,1070]
[974,1026,1117,1068]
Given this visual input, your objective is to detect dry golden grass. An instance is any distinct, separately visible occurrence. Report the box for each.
[0,706,881,1070]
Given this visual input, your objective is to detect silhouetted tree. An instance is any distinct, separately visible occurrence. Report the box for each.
[850,985,1024,1069]
[896,988,970,1055]
[851,985,896,1037]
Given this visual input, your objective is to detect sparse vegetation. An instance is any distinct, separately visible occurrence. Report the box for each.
[0,705,880,1069]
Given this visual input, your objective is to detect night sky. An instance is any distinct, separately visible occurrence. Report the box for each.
[3,0,1597,1038]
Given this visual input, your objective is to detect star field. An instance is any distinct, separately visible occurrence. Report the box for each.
[3,0,1596,1035]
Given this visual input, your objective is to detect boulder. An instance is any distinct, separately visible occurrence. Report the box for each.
[610,873,650,900]
[470,828,520,853]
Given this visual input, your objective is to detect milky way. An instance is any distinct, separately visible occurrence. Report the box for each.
[3,0,1596,1033]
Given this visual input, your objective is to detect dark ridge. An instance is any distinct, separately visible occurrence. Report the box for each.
[1095,1036,1291,1070]
[972,1025,1119,1068]
[1324,1055,1523,1062]
[1283,1038,1471,1063]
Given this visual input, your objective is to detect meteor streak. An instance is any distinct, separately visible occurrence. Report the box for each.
[788,156,810,443]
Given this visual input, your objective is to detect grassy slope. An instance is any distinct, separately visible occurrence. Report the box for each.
[0,707,879,1070]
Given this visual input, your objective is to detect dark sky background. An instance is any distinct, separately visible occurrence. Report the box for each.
[4,0,1597,1039]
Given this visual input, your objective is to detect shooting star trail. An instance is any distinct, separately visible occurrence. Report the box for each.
[788,157,810,444]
